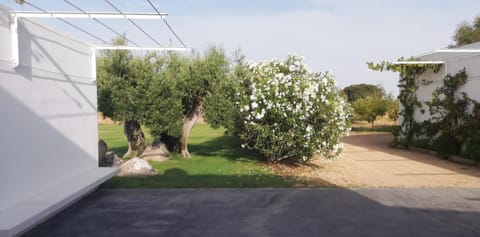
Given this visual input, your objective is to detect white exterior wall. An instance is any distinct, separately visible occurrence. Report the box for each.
[413,67,445,122]
[411,55,480,123]
[0,6,118,236]
[0,4,99,216]
[0,6,97,210]
[445,55,480,102]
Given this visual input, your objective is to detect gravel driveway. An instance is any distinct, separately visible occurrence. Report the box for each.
[273,133,480,187]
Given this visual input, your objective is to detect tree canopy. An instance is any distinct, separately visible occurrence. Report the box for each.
[139,47,235,158]
[342,84,384,103]
[453,16,480,47]
[352,95,389,128]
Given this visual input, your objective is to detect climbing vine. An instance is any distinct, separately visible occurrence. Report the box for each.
[367,58,441,147]
[368,59,480,161]
[422,69,480,159]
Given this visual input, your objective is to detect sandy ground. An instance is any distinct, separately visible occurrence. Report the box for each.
[272,133,480,188]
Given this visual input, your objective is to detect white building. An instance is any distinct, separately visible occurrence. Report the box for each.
[403,42,480,123]
[0,5,118,236]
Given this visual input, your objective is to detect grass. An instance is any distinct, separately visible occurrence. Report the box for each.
[351,125,396,133]
[99,124,293,188]
[351,117,397,133]
[98,124,154,155]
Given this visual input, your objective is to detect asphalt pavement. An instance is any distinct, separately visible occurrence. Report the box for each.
[25,188,480,237]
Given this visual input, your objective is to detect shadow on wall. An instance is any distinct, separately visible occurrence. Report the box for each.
[24,19,96,111]
[24,177,480,237]
[0,86,96,211]
[0,8,9,28]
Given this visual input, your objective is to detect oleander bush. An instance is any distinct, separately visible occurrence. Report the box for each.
[237,55,352,162]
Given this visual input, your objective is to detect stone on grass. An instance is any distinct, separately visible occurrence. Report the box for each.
[98,139,108,166]
[104,151,124,167]
[140,142,169,162]
[118,157,156,176]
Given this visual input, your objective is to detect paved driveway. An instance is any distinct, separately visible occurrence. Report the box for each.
[26,188,480,237]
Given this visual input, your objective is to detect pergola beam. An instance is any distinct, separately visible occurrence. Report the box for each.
[11,11,168,19]
[9,9,189,70]
[434,49,480,53]
[96,46,190,51]
[392,61,445,65]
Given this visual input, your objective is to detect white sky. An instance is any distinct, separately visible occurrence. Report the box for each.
[3,0,480,95]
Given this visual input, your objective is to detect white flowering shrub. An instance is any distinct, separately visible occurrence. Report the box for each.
[238,55,352,162]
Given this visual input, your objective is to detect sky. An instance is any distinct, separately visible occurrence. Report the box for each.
[3,0,480,95]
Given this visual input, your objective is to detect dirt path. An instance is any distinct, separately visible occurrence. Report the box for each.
[272,133,480,187]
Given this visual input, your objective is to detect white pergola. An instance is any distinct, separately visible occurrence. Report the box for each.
[392,45,480,76]
[9,0,191,72]
[394,43,480,66]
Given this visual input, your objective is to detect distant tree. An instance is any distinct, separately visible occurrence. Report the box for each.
[352,95,389,128]
[342,84,384,103]
[453,16,480,47]
[387,97,399,121]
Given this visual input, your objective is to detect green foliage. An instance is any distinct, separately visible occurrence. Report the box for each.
[98,42,238,154]
[367,59,442,147]
[237,55,352,162]
[100,124,293,188]
[342,84,385,103]
[453,16,480,46]
[97,37,150,122]
[143,47,235,142]
[370,58,480,161]
[141,53,187,139]
[201,48,240,131]
[387,97,399,121]
[352,95,389,128]
[422,69,480,158]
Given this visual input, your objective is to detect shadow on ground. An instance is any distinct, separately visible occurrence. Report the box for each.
[25,185,480,237]
[188,134,263,162]
[102,167,294,188]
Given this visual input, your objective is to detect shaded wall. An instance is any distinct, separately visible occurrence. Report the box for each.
[0,5,98,211]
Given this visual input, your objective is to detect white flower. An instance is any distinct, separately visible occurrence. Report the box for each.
[251,101,258,109]
[289,65,296,72]
[255,112,264,120]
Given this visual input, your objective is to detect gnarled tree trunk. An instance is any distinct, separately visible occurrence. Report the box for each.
[180,99,203,158]
[123,119,147,159]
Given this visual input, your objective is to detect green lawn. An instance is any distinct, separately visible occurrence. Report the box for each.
[99,124,293,188]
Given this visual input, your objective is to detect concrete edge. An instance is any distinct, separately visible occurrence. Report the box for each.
[0,167,119,237]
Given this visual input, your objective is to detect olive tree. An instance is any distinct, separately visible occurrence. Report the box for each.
[144,47,233,158]
[97,37,150,158]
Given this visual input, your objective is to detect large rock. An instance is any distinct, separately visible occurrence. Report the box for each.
[98,139,108,166]
[141,142,169,162]
[103,151,124,167]
[118,157,156,177]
